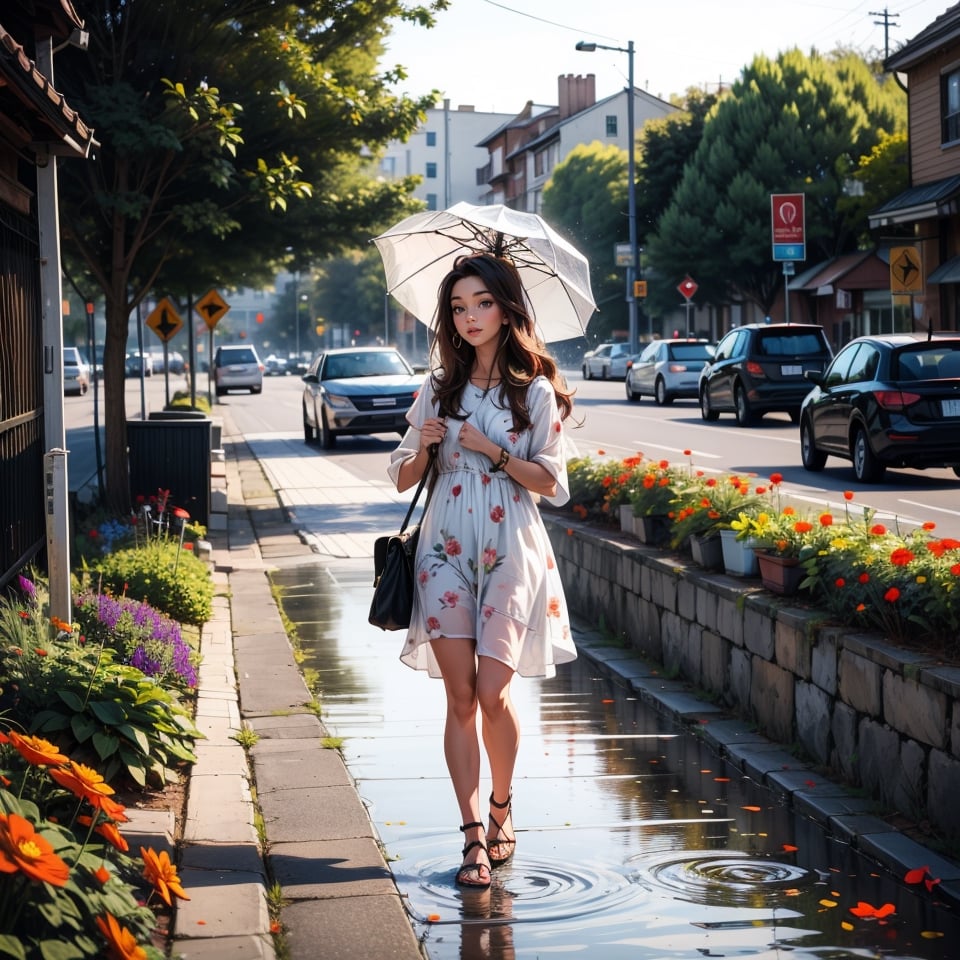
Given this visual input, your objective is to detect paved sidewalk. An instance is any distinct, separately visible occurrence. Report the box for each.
[123,407,960,959]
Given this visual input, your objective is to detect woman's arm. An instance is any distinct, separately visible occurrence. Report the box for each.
[456,420,558,498]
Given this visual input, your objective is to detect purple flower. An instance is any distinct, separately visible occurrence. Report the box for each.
[18,575,36,600]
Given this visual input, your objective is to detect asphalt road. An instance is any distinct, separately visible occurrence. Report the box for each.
[64,368,960,539]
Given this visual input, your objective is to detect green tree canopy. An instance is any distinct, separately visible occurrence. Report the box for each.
[646,48,906,316]
[542,141,629,342]
[58,0,445,507]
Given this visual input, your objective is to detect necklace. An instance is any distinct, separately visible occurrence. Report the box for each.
[469,368,500,398]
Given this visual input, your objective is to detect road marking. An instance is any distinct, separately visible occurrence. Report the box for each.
[897,498,960,519]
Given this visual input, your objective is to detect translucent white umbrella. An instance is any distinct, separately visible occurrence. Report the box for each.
[374,202,596,342]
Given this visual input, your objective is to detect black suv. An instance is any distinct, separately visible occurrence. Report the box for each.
[699,323,833,425]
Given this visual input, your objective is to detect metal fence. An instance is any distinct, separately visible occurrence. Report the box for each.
[0,204,45,588]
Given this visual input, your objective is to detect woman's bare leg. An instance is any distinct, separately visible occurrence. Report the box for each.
[430,637,490,882]
[477,655,519,856]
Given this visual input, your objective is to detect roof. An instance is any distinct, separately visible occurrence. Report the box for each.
[886,3,960,72]
[927,253,960,284]
[0,21,96,158]
[788,251,890,293]
[867,174,960,228]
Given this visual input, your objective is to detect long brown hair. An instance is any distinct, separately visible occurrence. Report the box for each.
[429,253,574,432]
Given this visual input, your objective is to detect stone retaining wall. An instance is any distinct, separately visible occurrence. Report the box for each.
[543,514,960,844]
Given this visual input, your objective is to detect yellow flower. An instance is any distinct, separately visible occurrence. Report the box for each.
[140,846,190,906]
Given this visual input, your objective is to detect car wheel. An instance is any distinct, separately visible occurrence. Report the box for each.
[303,404,315,444]
[800,417,827,471]
[654,377,673,406]
[851,425,885,482]
[788,409,801,424]
[251,385,262,394]
[734,384,756,426]
[601,365,610,380]
[700,387,719,422]
[582,364,592,381]
[625,378,641,402]
[215,387,225,397]
[318,410,336,450]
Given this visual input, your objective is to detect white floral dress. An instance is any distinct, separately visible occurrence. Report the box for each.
[387,374,577,678]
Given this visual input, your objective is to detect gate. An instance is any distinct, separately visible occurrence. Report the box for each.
[0,205,45,588]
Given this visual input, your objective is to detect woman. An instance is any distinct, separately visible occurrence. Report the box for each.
[388,252,577,889]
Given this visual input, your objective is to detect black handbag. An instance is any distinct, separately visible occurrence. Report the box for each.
[368,455,434,631]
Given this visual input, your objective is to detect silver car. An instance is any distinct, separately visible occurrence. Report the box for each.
[582,342,634,380]
[301,347,420,449]
[214,344,264,396]
[625,339,715,405]
[63,347,90,396]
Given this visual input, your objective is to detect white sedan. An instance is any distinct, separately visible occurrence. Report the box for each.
[625,339,715,405]
[582,342,635,380]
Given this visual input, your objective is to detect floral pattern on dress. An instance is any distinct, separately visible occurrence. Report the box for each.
[388,375,577,679]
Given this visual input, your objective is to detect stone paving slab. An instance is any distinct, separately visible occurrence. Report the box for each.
[269,838,398,898]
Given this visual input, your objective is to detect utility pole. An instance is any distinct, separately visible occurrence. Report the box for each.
[870,7,900,60]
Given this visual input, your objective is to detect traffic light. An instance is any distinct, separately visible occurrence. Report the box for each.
[256,312,264,324]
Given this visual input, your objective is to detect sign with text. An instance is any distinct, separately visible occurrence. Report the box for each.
[771,193,806,262]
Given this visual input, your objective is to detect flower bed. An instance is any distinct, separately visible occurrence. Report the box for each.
[567,452,960,655]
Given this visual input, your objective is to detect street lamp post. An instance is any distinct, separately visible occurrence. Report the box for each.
[577,39,638,355]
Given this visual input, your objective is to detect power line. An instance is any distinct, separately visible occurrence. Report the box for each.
[870,7,901,59]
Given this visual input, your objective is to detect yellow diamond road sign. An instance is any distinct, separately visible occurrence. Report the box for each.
[890,246,923,296]
[146,297,183,342]
[196,289,231,330]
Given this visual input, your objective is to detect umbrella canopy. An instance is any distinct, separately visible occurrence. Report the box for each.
[374,202,596,343]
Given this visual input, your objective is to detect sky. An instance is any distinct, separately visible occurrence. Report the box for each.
[382,0,952,112]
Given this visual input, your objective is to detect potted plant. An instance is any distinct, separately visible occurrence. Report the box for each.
[626,458,678,544]
[669,467,767,568]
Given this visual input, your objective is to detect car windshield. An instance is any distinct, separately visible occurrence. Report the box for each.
[323,352,410,380]
[669,344,714,361]
[756,331,827,357]
[896,345,960,380]
[218,348,257,365]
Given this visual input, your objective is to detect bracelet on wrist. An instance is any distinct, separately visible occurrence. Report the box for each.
[490,447,511,473]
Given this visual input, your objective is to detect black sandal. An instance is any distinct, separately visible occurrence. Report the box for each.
[455,821,491,888]
[487,791,516,867]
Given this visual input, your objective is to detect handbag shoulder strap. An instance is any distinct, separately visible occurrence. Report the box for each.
[399,451,435,533]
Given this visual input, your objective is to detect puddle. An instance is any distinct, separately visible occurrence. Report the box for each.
[273,562,960,959]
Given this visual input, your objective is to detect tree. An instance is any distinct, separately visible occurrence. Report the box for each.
[313,249,392,347]
[542,141,629,342]
[647,49,906,317]
[57,0,446,508]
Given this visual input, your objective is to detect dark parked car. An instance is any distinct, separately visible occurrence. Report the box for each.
[625,339,715,405]
[799,333,960,482]
[302,347,420,449]
[699,323,833,425]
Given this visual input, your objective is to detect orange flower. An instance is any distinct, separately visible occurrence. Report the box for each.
[843,490,854,501]
[140,846,190,906]
[869,524,887,535]
[0,812,70,886]
[95,913,148,960]
[78,815,129,852]
[97,795,129,823]
[793,521,813,534]
[819,513,833,527]
[94,864,111,884]
[889,547,915,567]
[8,731,69,767]
[49,760,114,805]
[922,521,936,530]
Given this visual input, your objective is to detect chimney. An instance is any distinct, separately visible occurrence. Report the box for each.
[558,74,596,119]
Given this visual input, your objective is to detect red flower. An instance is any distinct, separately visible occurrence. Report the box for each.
[490,505,505,523]
[884,587,900,603]
[819,513,833,527]
[843,490,854,501]
[794,520,813,534]
[444,537,461,557]
[683,449,692,456]
[835,578,845,588]
[922,521,936,530]
[890,547,915,566]
[870,524,887,535]
[859,572,870,584]
[451,484,462,498]
[951,563,960,576]
[769,472,783,485]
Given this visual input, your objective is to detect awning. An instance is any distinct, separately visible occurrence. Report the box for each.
[0,23,96,158]
[868,175,960,228]
[927,254,960,284]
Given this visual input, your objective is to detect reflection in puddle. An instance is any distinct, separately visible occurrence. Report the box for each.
[272,563,960,960]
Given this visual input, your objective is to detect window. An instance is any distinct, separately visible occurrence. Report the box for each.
[380,156,396,177]
[943,68,960,144]
[605,115,618,137]
[425,162,437,179]
[426,193,438,210]
[426,131,437,147]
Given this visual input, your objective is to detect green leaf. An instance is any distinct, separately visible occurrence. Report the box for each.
[0,933,28,959]
[89,700,126,725]
[116,722,150,754]
[70,713,97,743]
[57,689,84,711]
[92,730,120,760]
[38,938,85,959]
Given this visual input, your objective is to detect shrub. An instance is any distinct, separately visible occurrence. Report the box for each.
[93,539,213,627]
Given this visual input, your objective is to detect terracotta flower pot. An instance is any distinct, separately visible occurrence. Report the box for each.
[755,550,805,595]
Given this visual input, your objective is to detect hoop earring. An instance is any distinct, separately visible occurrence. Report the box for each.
[452,332,462,349]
